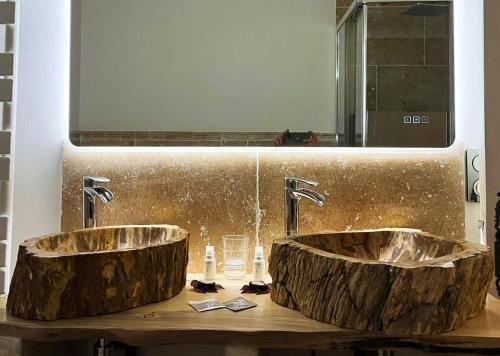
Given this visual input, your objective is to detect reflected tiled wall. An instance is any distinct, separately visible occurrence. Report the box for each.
[62,147,465,273]
[70,131,337,147]
[337,1,452,147]
[336,0,352,24]
[366,4,450,107]
[367,3,451,147]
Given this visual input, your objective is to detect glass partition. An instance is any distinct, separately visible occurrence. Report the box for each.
[336,4,366,147]
[336,0,454,148]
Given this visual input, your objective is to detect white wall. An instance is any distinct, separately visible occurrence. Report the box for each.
[75,0,337,133]
[9,0,68,278]
[453,0,485,244]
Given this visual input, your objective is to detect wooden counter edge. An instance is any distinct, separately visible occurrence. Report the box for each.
[0,286,499,352]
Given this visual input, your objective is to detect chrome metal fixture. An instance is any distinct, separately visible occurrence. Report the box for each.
[83,176,114,356]
[83,176,115,355]
[83,176,114,228]
[284,177,325,237]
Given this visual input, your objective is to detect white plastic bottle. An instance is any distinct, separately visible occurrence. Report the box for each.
[204,245,216,282]
[252,246,265,282]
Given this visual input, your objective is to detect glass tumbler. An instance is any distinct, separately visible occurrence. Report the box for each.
[222,235,249,280]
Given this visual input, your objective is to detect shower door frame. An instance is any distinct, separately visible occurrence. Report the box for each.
[336,0,367,147]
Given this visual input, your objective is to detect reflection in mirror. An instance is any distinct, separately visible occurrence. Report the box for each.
[336,0,454,147]
[69,0,454,148]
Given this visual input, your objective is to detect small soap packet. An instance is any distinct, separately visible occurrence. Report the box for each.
[222,297,257,312]
[189,298,225,312]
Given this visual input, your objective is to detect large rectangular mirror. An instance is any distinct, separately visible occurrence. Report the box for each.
[69,0,454,148]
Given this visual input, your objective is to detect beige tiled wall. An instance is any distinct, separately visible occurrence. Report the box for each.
[62,147,465,273]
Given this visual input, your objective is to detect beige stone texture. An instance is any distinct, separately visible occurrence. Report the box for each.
[257,150,465,255]
[62,149,257,273]
[61,148,465,273]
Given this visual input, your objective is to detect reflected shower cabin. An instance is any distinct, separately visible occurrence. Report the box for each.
[336,0,454,147]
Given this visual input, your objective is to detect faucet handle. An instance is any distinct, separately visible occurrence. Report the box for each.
[83,176,111,187]
[285,177,319,187]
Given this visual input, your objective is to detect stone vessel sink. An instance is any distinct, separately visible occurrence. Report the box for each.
[7,225,189,321]
[269,229,493,336]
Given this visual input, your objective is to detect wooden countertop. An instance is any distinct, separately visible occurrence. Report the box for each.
[1,275,500,352]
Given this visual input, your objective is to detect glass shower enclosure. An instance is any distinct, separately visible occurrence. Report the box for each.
[336,0,454,148]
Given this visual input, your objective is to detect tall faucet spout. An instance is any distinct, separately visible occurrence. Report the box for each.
[289,188,326,206]
[83,187,114,204]
[83,177,114,228]
[284,177,326,237]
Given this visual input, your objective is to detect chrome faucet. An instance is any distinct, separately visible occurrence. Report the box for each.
[285,177,325,237]
[83,176,114,228]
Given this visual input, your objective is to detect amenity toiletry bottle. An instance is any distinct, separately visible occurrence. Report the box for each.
[252,246,265,282]
[204,245,216,282]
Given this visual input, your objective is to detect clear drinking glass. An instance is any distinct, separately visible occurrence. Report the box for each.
[223,235,249,280]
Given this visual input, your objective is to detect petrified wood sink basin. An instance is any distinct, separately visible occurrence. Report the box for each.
[269,229,493,336]
[7,225,189,321]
